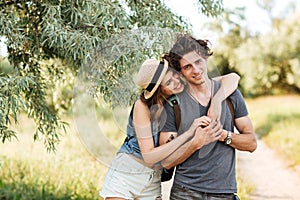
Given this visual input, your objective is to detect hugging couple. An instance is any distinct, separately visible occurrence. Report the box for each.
[100,33,257,200]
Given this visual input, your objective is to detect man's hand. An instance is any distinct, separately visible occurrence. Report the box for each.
[218,129,229,142]
[192,120,223,149]
[187,116,211,133]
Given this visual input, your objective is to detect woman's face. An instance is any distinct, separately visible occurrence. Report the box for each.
[160,69,184,97]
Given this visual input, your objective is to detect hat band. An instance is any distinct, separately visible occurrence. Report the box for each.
[145,62,164,93]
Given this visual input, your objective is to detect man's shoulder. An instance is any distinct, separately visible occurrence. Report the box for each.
[229,89,244,100]
[228,89,248,118]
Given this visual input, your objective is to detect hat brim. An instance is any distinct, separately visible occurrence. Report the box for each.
[143,61,169,99]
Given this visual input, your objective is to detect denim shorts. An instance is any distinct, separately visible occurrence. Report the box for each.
[100,153,162,200]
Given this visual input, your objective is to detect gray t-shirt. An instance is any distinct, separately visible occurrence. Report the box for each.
[160,80,248,194]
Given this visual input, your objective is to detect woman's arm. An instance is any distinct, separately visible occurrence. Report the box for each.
[208,73,240,120]
[134,99,209,166]
[160,119,222,169]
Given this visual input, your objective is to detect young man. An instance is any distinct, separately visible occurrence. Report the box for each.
[160,34,257,200]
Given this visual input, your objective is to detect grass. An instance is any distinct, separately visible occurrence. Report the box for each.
[0,116,108,200]
[0,95,300,199]
[237,176,255,200]
[246,95,300,167]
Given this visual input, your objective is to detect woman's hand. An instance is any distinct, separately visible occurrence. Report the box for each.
[190,116,211,131]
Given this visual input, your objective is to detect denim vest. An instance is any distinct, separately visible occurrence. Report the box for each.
[118,104,159,160]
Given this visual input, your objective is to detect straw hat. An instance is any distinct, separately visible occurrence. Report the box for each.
[136,59,168,99]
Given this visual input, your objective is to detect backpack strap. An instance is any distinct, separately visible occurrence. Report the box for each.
[167,95,181,130]
[226,98,235,126]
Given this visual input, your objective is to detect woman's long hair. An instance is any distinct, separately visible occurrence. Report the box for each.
[139,84,168,126]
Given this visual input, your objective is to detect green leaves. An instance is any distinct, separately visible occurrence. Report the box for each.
[0,0,224,151]
[198,0,224,17]
[0,75,32,143]
[84,27,178,108]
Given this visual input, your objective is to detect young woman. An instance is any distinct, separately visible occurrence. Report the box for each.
[100,57,240,200]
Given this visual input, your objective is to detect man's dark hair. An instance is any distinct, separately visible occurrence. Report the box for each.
[163,34,213,71]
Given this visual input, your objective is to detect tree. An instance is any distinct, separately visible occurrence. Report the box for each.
[234,11,300,96]
[0,0,224,151]
[205,1,300,97]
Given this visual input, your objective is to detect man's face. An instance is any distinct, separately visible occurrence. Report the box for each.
[179,51,207,86]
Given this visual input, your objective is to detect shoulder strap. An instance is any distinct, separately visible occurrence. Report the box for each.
[172,99,181,131]
[226,98,235,126]
[168,95,181,130]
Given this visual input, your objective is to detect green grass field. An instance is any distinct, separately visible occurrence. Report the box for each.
[1,95,299,199]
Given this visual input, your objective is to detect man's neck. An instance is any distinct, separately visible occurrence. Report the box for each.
[187,79,213,106]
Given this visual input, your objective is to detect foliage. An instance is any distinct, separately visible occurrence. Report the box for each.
[197,0,224,17]
[0,58,13,74]
[237,176,255,200]
[0,0,223,150]
[208,4,300,97]
[233,12,300,96]
[208,7,249,70]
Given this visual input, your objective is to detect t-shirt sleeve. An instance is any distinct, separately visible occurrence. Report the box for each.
[230,89,248,119]
[160,102,178,133]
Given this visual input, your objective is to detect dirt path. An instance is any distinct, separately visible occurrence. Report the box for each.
[238,140,300,200]
[162,140,300,200]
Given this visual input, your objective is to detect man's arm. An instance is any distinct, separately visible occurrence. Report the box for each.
[219,116,257,152]
[160,120,223,169]
[218,88,257,152]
